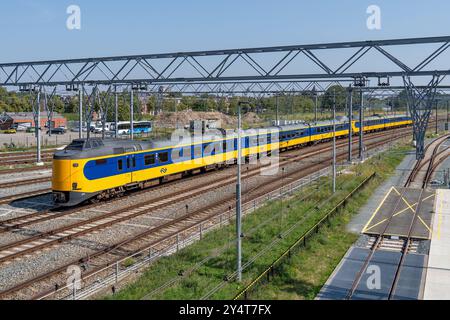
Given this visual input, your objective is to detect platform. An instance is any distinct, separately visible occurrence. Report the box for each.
[424,189,450,300]
[362,187,435,240]
[317,246,426,300]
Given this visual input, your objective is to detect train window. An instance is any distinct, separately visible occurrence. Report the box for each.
[159,152,169,163]
[145,154,156,166]
[132,157,136,168]
[194,145,202,158]
[66,140,84,151]
[96,159,107,165]
[172,148,183,161]
[126,158,130,169]
[118,159,123,171]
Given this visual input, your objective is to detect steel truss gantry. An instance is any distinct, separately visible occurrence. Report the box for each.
[2,36,450,87]
[2,36,450,159]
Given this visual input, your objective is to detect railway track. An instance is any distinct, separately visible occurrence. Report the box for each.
[406,133,450,188]
[346,134,449,300]
[0,189,52,206]
[0,149,56,159]
[0,165,52,176]
[0,177,51,190]
[0,127,409,232]
[0,128,410,300]
[0,126,410,234]
[0,156,53,167]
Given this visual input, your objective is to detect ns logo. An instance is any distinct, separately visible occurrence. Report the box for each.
[160,168,168,174]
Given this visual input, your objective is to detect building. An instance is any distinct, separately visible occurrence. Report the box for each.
[0,113,14,130]
[6,112,68,129]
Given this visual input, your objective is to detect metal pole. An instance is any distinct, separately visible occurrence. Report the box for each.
[359,89,364,161]
[236,102,244,282]
[36,89,42,165]
[275,95,279,125]
[333,89,337,194]
[130,88,134,140]
[315,93,318,123]
[115,87,119,138]
[447,101,449,130]
[348,86,353,163]
[436,100,438,135]
[79,88,83,139]
[44,92,51,138]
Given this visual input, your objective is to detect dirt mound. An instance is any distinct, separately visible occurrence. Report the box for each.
[243,112,261,124]
[154,110,262,129]
[154,110,236,128]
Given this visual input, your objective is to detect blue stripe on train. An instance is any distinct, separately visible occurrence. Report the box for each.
[83,118,410,181]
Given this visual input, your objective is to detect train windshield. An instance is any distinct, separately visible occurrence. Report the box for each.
[66,140,85,151]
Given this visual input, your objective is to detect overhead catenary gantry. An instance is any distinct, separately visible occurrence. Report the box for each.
[2,36,450,87]
[2,36,450,159]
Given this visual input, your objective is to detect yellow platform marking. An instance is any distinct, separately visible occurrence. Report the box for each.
[363,188,434,237]
[362,186,394,233]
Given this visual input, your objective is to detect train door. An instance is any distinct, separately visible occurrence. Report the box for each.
[127,155,137,182]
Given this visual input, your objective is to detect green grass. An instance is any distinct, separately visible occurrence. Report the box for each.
[104,143,410,301]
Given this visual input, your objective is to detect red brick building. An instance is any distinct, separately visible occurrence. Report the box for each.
[6,112,67,128]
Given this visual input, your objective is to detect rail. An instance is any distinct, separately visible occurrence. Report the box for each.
[233,172,376,300]
[39,165,344,300]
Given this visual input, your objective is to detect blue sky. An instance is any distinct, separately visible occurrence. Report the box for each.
[0,0,449,63]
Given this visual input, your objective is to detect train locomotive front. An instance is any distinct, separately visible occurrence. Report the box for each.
[52,138,151,207]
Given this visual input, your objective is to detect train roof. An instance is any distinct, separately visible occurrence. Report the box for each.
[54,138,155,160]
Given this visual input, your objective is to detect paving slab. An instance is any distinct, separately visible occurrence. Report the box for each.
[424,189,450,300]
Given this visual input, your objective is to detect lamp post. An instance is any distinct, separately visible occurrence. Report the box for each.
[236,101,249,282]
[130,88,134,140]
[115,86,119,138]
[359,89,365,161]
[333,89,337,193]
[79,87,83,139]
[348,86,353,163]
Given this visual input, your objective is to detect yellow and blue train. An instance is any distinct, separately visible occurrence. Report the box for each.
[52,114,412,206]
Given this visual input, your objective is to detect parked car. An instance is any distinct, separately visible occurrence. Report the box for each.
[0,129,16,134]
[93,127,106,134]
[70,126,88,133]
[429,180,444,187]
[46,128,66,135]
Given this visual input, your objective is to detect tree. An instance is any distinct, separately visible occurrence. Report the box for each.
[321,85,347,112]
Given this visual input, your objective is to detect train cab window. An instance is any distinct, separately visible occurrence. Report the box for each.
[118,159,123,171]
[96,159,107,166]
[158,152,169,163]
[66,140,84,151]
[145,154,156,166]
